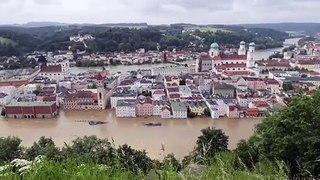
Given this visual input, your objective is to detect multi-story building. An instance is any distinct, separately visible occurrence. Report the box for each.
[152,65,195,76]
[237,77,267,91]
[227,104,240,118]
[153,100,167,116]
[136,96,153,117]
[64,91,99,110]
[212,83,236,98]
[39,65,65,82]
[197,41,256,73]
[170,101,187,119]
[110,87,137,109]
[116,99,136,118]
[5,101,58,119]
[161,106,171,119]
[187,100,208,116]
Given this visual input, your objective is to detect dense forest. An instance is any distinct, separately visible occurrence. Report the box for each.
[1,91,320,179]
[0,25,289,56]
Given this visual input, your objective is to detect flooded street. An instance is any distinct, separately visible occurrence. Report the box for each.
[0,110,262,159]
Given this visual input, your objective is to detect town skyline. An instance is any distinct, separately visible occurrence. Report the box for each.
[1,0,320,25]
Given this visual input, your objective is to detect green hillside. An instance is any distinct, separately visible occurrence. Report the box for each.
[0,37,16,45]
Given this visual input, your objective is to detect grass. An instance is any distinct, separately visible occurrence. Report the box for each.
[0,37,16,46]
[199,27,232,33]
[1,152,288,180]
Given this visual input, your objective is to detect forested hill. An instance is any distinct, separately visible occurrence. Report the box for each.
[0,24,289,56]
[241,23,320,35]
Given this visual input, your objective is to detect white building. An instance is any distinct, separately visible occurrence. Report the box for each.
[216,100,228,117]
[47,59,70,73]
[115,100,136,117]
[179,86,192,98]
[39,65,65,82]
[0,86,17,106]
[170,101,187,119]
[161,106,171,119]
[152,65,195,76]
[153,100,167,116]
[24,84,40,94]
[0,93,11,106]
[210,108,220,119]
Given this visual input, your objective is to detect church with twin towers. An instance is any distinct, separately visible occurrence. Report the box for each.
[196,41,256,73]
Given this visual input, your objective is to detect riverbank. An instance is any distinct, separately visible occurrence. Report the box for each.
[0,110,262,159]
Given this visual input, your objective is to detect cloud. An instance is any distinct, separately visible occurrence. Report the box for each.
[0,0,320,24]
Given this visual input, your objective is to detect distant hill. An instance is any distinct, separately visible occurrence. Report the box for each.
[240,23,320,35]
[0,23,289,56]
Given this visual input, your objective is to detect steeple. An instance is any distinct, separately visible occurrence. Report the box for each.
[209,42,219,57]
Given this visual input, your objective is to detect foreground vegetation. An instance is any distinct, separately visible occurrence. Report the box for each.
[2,91,320,179]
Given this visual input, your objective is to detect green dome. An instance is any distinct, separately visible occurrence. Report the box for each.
[210,42,219,49]
[249,42,255,46]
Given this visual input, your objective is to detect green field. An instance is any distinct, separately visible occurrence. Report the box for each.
[0,37,16,45]
[199,27,232,33]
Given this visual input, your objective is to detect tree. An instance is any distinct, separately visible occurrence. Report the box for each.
[194,128,229,161]
[236,92,320,178]
[33,89,41,96]
[61,136,116,165]
[204,108,211,117]
[187,108,197,118]
[0,136,22,164]
[117,144,154,173]
[162,154,182,171]
[25,137,60,160]
[1,108,5,116]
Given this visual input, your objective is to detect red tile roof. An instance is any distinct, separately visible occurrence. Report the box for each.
[40,65,62,73]
[213,54,247,61]
[253,101,269,107]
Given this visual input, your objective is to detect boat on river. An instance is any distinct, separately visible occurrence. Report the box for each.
[143,122,162,126]
[88,120,108,126]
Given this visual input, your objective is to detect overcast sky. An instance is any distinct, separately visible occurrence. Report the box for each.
[0,0,319,25]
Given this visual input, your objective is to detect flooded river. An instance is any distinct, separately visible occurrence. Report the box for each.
[0,38,299,159]
[0,110,262,159]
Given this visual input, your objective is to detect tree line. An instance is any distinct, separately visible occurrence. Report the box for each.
[0,25,289,57]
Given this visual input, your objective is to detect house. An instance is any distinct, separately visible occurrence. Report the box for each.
[187,100,208,116]
[152,90,166,100]
[161,106,171,119]
[136,96,153,117]
[0,93,10,106]
[227,104,240,118]
[216,99,229,117]
[170,101,187,119]
[116,99,136,118]
[245,108,260,117]
[153,100,167,116]
[212,83,236,98]
[5,101,58,119]
[179,86,192,98]
[265,78,280,94]
[237,77,266,91]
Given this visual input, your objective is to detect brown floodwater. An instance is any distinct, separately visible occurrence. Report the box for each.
[0,110,262,159]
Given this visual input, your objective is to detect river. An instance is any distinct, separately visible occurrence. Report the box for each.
[0,38,300,160]
[70,38,301,75]
[0,110,262,159]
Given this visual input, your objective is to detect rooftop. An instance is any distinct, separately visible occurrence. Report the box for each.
[6,101,55,107]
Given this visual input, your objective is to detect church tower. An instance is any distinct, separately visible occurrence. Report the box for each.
[209,42,220,57]
[247,42,256,68]
[97,73,106,109]
[238,41,246,55]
